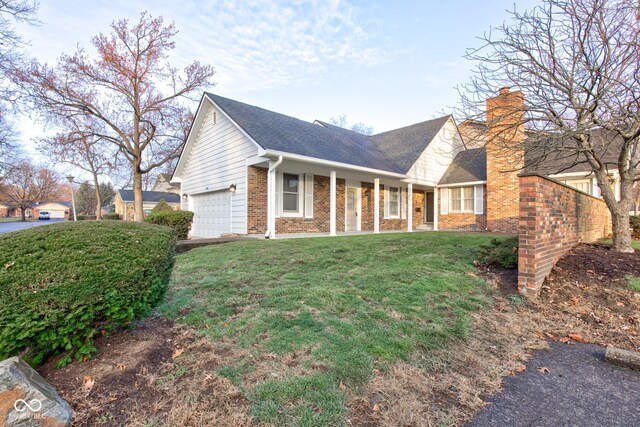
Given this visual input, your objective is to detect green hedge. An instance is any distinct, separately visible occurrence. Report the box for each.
[102,213,121,220]
[151,199,174,213]
[145,210,194,240]
[0,221,176,367]
[77,215,97,221]
[477,237,518,269]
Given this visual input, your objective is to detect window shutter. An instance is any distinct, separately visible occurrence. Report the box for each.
[474,185,484,214]
[401,188,407,219]
[440,188,449,215]
[304,174,314,218]
[384,186,389,219]
[275,172,282,217]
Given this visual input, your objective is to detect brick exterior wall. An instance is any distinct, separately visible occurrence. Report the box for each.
[247,166,408,234]
[486,88,524,233]
[437,186,488,231]
[412,190,426,228]
[518,175,612,295]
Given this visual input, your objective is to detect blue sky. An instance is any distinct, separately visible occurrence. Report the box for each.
[17,0,540,159]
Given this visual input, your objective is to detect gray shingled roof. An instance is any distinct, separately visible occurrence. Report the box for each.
[523,129,621,175]
[439,148,487,185]
[118,190,180,203]
[207,93,401,173]
[370,116,452,172]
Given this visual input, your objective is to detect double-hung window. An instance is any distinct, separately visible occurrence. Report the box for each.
[388,186,400,218]
[282,173,300,213]
[450,187,474,213]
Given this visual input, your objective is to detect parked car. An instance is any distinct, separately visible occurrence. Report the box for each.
[38,211,50,220]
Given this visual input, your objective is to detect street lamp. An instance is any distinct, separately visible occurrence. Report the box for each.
[66,176,77,222]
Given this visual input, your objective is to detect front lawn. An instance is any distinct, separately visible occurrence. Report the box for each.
[159,232,501,425]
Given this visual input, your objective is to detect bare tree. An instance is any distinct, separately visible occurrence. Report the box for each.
[36,117,117,219]
[0,160,59,221]
[0,1,38,170]
[329,114,374,135]
[16,12,214,221]
[458,0,640,252]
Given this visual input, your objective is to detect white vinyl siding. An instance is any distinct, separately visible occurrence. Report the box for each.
[179,102,258,234]
[304,174,314,218]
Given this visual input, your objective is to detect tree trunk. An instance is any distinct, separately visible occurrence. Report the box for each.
[20,207,26,222]
[93,172,102,220]
[612,210,634,253]
[133,159,144,222]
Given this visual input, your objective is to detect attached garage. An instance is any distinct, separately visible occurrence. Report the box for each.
[190,190,231,238]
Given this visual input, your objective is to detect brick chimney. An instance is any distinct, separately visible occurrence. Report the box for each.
[485,87,525,233]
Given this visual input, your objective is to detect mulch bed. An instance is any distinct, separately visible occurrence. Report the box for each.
[532,243,640,352]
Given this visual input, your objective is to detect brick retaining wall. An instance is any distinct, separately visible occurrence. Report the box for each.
[518,174,612,295]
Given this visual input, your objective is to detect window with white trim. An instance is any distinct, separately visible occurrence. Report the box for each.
[282,173,300,213]
[304,174,314,218]
[389,186,400,218]
[450,187,474,213]
[560,179,591,195]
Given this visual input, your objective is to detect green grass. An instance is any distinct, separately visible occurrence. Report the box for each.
[627,275,640,292]
[161,232,502,426]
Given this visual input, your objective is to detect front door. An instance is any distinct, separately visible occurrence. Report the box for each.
[425,192,434,223]
[346,187,359,231]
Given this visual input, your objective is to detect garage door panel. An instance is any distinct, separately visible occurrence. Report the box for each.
[190,190,230,238]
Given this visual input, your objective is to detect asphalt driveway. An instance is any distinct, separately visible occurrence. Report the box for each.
[0,219,66,234]
[467,341,640,427]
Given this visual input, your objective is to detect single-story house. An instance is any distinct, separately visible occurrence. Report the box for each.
[171,90,621,238]
[114,190,181,221]
[34,201,71,219]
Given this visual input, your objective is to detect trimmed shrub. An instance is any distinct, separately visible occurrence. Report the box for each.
[102,213,121,220]
[0,221,176,367]
[77,215,97,221]
[631,216,640,239]
[145,210,194,240]
[478,237,518,269]
[151,199,174,214]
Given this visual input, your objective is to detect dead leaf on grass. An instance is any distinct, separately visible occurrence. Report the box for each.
[3,261,15,270]
[172,348,185,359]
[339,382,347,391]
[108,396,118,402]
[568,333,586,343]
[372,403,380,412]
[538,367,550,374]
[115,363,127,371]
[83,375,95,390]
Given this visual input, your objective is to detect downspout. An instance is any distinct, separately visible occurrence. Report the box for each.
[265,155,283,239]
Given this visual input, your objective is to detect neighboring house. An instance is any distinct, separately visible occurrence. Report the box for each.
[0,203,9,217]
[152,173,181,194]
[172,90,620,239]
[34,201,71,219]
[114,190,181,221]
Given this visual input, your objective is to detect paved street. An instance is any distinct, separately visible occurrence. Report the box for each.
[0,219,66,234]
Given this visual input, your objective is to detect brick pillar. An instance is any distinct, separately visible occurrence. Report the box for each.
[486,87,525,233]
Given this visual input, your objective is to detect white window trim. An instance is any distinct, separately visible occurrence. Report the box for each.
[386,186,401,219]
[560,178,592,195]
[449,186,475,213]
[280,172,304,217]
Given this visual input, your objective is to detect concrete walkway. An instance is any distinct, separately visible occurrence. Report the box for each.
[467,341,640,427]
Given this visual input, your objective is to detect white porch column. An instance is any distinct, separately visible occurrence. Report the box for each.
[407,183,413,232]
[374,178,380,233]
[433,187,439,231]
[266,162,277,238]
[330,170,337,236]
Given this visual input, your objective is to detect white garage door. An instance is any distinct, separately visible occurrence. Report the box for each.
[49,209,66,219]
[190,190,230,238]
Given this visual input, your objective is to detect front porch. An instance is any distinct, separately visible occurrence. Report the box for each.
[247,158,441,238]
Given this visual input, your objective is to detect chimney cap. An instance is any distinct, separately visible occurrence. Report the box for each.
[499,87,511,96]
